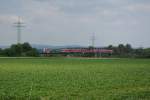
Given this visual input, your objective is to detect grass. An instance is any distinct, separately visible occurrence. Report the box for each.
[0,58,150,100]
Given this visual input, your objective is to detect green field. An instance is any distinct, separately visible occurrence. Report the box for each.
[0,58,150,100]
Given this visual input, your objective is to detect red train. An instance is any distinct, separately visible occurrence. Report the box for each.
[61,48,113,53]
[42,48,113,57]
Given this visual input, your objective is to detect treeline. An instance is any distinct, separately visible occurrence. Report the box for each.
[0,43,150,58]
[0,43,39,57]
[106,44,150,58]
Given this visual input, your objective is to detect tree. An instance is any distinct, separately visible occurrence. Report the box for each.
[0,48,3,56]
[143,48,150,58]
[22,42,32,52]
[107,45,113,49]
[3,48,15,56]
[10,44,22,56]
[1,43,39,57]
[125,44,132,53]
[134,48,144,58]
[88,46,94,49]
[118,44,125,55]
[26,48,39,57]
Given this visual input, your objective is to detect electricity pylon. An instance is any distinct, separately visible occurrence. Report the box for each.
[91,33,95,48]
[14,16,24,44]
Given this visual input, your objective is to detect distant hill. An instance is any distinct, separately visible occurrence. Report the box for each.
[0,45,9,49]
[0,44,105,49]
[0,43,148,49]
[0,44,85,49]
[31,44,85,49]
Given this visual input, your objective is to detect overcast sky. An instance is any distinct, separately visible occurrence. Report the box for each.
[0,0,150,47]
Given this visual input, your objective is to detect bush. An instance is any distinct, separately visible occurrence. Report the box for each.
[26,48,39,57]
[1,43,39,57]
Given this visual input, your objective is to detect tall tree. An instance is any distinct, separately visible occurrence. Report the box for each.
[118,44,125,55]
[22,42,32,52]
[125,44,132,53]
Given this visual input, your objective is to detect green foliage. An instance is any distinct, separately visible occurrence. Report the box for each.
[22,42,32,52]
[125,44,132,53]
[0,48,2,56]
[26,48,39,57]
[0,58,150,99]
[2,48,16,57]
[1,43,39,57]
[1,43,150,58]
[107,44,150,58]
[143,48,150,58]
[10,44,22,56]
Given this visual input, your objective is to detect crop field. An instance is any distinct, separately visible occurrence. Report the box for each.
[0,58,150,100]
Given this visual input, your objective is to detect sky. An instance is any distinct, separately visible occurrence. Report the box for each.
[0,0,150,47]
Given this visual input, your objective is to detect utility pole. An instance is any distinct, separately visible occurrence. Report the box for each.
[91,33,95,48]
[91,33,97,57]
[14,16,24,44]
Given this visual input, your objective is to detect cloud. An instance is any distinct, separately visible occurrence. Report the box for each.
[0,0,150,47]
[0,15,19,24]
[125,3,150,13]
